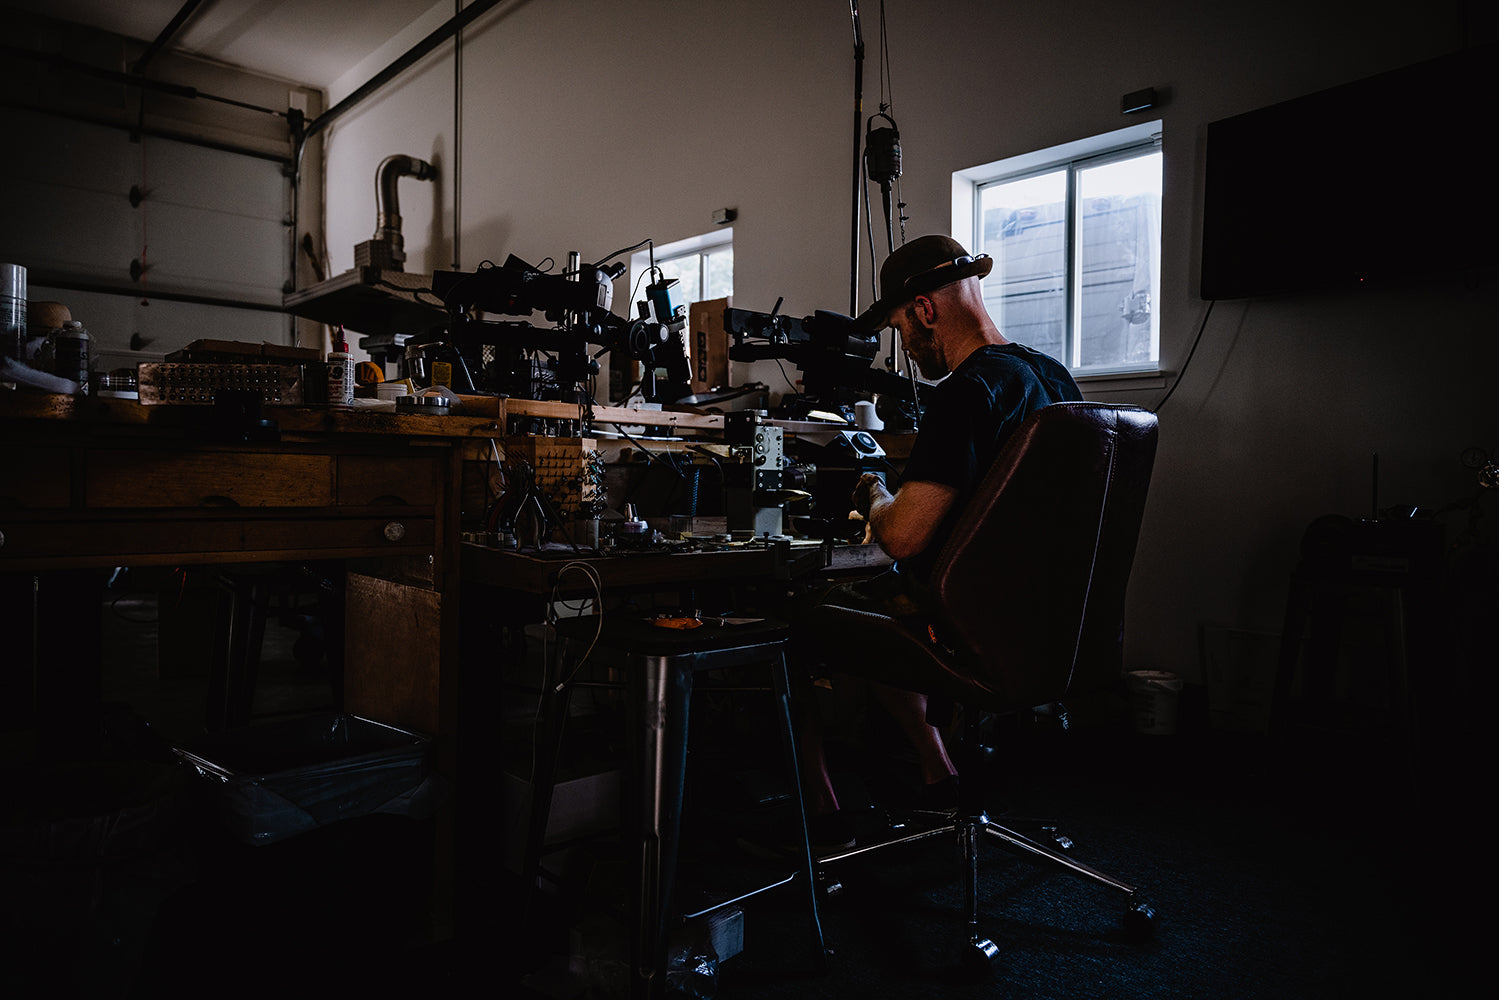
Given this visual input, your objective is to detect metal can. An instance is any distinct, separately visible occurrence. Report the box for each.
[1,262,25,364]
[55,320,91,394]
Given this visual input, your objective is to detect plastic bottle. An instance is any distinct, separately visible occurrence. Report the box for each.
[326,329,354,408]
[55,320,91,395]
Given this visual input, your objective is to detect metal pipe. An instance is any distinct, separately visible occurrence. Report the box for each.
[302,0,505,143]
[28,275,286,314]
[373,154,436,270]
[133,0,207,76]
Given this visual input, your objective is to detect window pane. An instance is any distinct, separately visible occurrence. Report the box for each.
[978,170,1068,363]
[1075,151,1161,373]
[704,246,734,300]
[655,256,701,309]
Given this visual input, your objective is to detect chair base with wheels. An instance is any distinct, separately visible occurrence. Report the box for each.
[818,703,1155,973]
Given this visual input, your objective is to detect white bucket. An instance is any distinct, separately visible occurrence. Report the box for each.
[1128,670,1184,735]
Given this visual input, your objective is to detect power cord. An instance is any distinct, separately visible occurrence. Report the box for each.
[548,560,605,694]
[1153,299,1216,413]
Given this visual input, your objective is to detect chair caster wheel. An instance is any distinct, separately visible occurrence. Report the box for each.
[963,938,999,978]
[1123,900,1157,942]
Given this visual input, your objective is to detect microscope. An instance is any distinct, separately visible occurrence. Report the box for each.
[429,253,692,405]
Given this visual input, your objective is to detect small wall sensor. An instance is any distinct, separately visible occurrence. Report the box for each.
[1121,88,1157,114]
[712,207,737,225]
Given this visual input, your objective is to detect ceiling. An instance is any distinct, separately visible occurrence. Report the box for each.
[5,0,441,91]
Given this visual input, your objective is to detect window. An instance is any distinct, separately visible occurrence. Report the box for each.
[954,122,1161,376]
[618,230,733,400]
[631,229,734,314]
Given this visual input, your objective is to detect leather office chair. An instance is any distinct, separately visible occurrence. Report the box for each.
[806,401,1160,972]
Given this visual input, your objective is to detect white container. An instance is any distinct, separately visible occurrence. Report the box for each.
[1127,670,1184,735]
[326,336,354,408]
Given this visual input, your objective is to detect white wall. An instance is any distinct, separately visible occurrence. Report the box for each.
[16,0,1480,710]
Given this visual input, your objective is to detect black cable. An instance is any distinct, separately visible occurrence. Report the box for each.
[605,419,683,478]
[773,357,800,394]
[878,0,894,111]
[374,279,446,307]
[613,374,648,406]
[593,238,654,269]
[1153,299,1216,413]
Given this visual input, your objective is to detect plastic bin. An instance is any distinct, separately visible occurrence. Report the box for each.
[173,713,437,846]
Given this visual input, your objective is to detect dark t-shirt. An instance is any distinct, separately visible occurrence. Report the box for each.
[896,342,1081,585]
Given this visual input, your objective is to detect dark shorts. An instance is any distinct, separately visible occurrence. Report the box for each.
[813,567,923,618]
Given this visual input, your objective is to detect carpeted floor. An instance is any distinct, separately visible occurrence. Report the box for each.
[2,582,1477,999]
[501,716,1462,1000]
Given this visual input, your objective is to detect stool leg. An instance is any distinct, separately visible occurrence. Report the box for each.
[522,637,577,916]
[1271,576,1309,738]
[772,652,828,969]
[628,655,693,1000]
[230,581,269,729]
[208,577,250,733]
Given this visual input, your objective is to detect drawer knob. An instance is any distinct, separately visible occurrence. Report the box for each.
[383,521,407,542]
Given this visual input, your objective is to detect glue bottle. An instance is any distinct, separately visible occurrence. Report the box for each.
[326,327,354,408]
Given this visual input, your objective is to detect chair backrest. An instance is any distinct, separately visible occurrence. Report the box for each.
[926,402,1158,710]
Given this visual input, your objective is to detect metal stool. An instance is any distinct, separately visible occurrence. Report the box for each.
[523,613,827,999]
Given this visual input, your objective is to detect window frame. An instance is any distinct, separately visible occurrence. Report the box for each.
[953,121,1162,379]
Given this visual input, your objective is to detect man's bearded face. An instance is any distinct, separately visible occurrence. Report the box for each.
[899,302,948,379]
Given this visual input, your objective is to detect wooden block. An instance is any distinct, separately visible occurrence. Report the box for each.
[688,296,732,394]
[500,437,602,522]
[343,572,443,736]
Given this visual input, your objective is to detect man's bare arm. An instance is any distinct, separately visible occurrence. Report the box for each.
[852,473,959,561]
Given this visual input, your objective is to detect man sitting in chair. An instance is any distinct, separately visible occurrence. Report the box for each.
[800,234,1082,851]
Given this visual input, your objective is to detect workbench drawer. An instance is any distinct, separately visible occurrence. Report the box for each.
[0,447,72,507]
[336,454,442,507]
[80,450,443,509]
[85,450,337,507]
[0,513,435,567]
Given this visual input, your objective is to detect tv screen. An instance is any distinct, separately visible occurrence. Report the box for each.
[1200,44,1498,300]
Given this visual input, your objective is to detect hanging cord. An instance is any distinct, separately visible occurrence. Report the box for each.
[876,0,906,244]
[1152,299,1217,413]
[547,561,605,694]
[513,558,604,863]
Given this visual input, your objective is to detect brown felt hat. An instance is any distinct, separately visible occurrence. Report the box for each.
[857,235,993,330]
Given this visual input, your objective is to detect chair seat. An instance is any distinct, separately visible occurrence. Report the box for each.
[807,603,1031,710]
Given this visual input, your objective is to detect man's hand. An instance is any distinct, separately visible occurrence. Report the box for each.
[851,472,889,520]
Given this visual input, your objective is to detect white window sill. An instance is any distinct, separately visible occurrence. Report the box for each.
[1074,370,1169,393]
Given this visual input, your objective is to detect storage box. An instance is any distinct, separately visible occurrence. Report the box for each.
[173,713,437,847]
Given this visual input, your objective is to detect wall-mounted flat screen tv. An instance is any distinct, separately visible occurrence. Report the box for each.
[1200,43,1498,300]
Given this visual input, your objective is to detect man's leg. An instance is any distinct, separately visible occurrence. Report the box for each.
[793,570,956,821]
[866,683,957,786]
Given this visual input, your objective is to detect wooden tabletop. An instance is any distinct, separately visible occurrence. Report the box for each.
[462,536,891,594]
